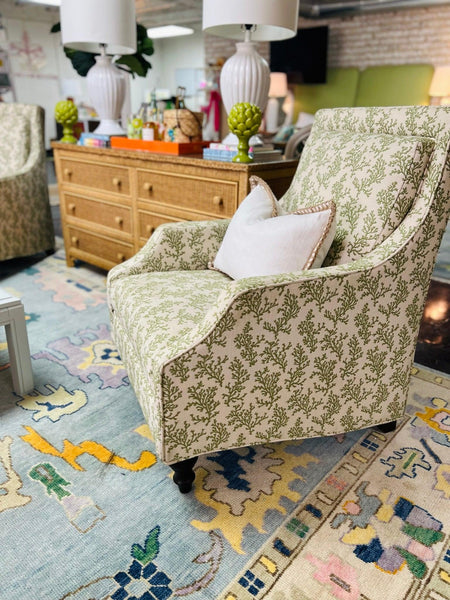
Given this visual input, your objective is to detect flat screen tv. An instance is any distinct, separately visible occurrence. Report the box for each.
[270,26,328,84]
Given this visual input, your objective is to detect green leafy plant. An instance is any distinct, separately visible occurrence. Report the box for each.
[51,22,153,78]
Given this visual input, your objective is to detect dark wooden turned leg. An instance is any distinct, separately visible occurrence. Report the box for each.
[377,420,397,433]
[171,457,198,493]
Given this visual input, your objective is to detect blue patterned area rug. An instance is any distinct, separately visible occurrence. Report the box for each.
[1,250,449,600]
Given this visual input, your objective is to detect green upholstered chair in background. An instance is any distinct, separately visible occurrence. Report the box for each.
[287,65,435,159]
[293,64,435,117]
[0,103,55,262]
[354,64,434,107]
[107,106,450,493]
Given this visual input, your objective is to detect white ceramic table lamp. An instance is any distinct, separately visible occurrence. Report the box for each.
[60,0,136,135]
[203,0,299,143]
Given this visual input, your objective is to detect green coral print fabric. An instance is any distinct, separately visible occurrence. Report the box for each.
[281,130,434,265]
[0,116,30,176]
[108,219,230,283]
[107,106,450,464]
[0,103,55,261]
[109,269,232,439]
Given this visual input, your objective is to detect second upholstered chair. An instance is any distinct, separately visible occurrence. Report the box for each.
[0,103,55,262]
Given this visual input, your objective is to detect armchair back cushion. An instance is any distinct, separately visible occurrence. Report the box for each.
[281,129,434,265]
[0,116,30,176]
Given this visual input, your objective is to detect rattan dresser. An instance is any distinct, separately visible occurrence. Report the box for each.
[52,143,298,270]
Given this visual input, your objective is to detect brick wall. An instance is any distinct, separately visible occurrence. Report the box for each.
[205,5,450,69]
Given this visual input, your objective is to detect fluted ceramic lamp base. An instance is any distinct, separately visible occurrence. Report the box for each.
[87,54,126,137]
[94,119,126,136]
[220,41,270,148]
[220,42,270,115]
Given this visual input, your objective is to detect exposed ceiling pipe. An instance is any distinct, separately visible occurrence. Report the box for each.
[300,0,450,18]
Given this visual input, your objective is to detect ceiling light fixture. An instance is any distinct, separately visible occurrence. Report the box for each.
[146,25,194,39]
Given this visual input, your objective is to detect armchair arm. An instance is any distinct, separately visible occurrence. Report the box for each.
[107,218,230,284]
[161,227,428,462]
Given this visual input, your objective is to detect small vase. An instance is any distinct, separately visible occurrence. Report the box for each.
[233,134,253,163]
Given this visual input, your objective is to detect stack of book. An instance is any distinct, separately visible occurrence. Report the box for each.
[78,132,114,148]
[203,142,282,162]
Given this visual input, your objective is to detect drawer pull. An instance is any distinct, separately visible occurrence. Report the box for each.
[117,253,125,262]
[64,168,72,178]
[115,216,124,226]
[68,202,76,212]
[112,177,121,187]
[146,224,156,235]
[143,182,153,192]
[71,236,79,246]
[212,195,224,206]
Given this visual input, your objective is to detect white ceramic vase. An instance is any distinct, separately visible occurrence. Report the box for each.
[87,54,126,135]
[220,41,271,114]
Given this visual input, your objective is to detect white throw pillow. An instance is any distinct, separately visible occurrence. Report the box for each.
[212,176,336,280]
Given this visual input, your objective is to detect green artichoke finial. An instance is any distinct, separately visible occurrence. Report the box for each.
[55,100,79,144]
[227,103,262,163]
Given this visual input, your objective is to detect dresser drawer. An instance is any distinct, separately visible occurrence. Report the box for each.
[138,210,180,241]
[60,158,130,196]
[64,194,132,235]
[136,169,237,217]
[67,226,134,266]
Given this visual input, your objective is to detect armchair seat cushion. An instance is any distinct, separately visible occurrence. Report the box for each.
[109,269,232,368]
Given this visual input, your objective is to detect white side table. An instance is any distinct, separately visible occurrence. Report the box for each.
[0,288,34,395]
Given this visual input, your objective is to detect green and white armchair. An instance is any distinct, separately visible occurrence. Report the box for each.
[0,103,55,261]
[107,106,450,493]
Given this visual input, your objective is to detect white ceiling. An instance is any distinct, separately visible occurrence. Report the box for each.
[135,0,203,28]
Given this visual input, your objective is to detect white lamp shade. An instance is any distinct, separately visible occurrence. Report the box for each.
[269,72,288,97]
[203,0,299,41]
[61,0,136,55]
[429,66,450,97]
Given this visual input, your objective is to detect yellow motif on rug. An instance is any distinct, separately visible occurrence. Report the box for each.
[192,442,318,553]
[21,426,157,472]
